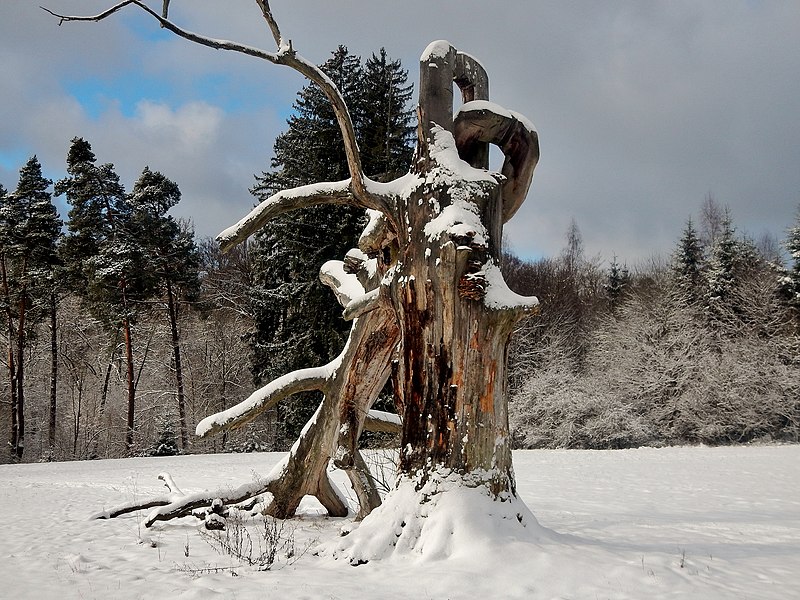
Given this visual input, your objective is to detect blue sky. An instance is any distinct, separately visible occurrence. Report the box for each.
[1,1,799,264]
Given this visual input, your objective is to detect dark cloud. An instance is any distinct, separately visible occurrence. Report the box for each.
[2,1,798,263]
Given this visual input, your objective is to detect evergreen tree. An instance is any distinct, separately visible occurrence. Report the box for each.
[604,256,630,310]
[671,218,704,305]
[778,208,800,321]
[250,46,414,444]
[704,213,762,324]
[56,138,150,453]
[0,157,61,461]
[360,48,415,180]
[128,167,200,449]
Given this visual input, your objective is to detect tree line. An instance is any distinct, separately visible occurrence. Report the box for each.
[3,44,798,463]
[0,46,414,463]
[507,196,800,449]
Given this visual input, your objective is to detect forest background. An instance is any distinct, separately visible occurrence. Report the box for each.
[1,47,798,464]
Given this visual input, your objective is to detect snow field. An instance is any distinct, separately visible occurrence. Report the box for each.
[0,446,798,599]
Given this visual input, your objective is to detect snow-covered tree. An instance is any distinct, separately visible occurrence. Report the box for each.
[705,214,741,321]
[52,2,540,559]
[56,138,152,452]
[1,157,61,461]
[779,208,800,321]
[671,218,704,306]
[128,167,200,449]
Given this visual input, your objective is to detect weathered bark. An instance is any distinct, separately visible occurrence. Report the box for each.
[379,41,538,497]
[60,4,540,546]
[194,255,398,521]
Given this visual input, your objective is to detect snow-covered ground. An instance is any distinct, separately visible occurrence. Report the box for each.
[1,446,798,599]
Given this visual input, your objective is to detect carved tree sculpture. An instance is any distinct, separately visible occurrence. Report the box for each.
[52,1,540,560]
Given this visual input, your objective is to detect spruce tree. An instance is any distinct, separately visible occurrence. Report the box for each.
[250,46,414,445]
[779,208,800,322]
[704,213,761,324]
[672,218,705,306]
[360,48,415,180]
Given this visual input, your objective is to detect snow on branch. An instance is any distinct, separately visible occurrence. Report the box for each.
[91,472,184,520]
[364,409,402,434]
[454,101,539,222]
[319,260,365,307]
[217,180,377,252]
[195,365,331,438]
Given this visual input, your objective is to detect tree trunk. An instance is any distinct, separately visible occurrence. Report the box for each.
[389,41,536,495]
[48,291,58,457]
[123,315,135,452]
[89,336,117,459]
[13,257,29,462]
[15,281,27,462]
[166,281,188,450]
[1,253,18,461]
[56,5,541,555]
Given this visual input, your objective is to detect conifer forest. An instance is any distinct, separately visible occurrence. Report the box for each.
[1,47,798,464]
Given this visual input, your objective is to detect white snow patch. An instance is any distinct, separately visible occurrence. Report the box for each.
[2,445,799,598]
[423,200,487,246]
[420,40,452,62]
[482,259,539,310]
[320,259,365,306]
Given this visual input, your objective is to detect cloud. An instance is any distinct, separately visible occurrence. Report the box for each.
[2,0,799,264]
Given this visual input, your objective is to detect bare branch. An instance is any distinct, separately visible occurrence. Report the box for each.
[43,0,378,208]
[42,2,282,62]
[255,0,283,48]
[41,1,135,26]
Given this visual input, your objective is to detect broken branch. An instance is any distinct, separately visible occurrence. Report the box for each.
[42,0,376,206]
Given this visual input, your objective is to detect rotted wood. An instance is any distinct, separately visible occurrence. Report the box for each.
[387,42,539,496]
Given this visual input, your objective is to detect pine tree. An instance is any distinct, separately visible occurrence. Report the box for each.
[0,157,61,461]
[56,138,150,453]
[672,218,705,305]
[128,167,200,449]
[250,46,414,444]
